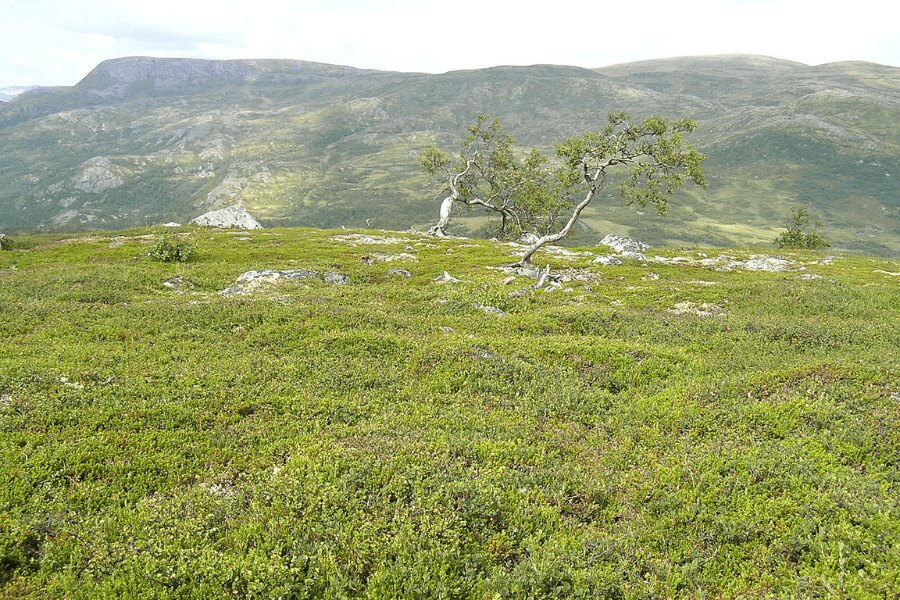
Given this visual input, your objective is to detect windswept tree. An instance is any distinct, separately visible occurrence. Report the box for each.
[517,113,707,266]
[420,115,522,237]
[420,112,707,265]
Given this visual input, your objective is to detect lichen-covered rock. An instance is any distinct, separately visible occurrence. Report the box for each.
[434,271,460,283]
[220,269,347,295]
[668,302,726,318]
[323,272,350,285]
[593,255,623,266]
[474,304,506,316]
[598,234,650,254]
[191,205,263,229]
[733,256,792,272]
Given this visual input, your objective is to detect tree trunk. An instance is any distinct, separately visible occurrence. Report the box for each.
[427,193,457,236]
[518,185,597,266]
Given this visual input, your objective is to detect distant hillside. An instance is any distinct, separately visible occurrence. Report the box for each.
[0,86,37,102]
[0,55,897,254]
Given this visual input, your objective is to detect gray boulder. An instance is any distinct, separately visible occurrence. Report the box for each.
[191,205,263,229]
[593,255,623,266]
[733,256,792,272]
[598,234,650,254]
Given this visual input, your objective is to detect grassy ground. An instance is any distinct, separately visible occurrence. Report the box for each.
[0,227,897,598]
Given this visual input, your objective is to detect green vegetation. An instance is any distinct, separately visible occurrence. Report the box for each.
[421,113,707,268]
[775,207,831,250]
[1,226,897,597]
[0,55,897,255]
[0,235,10,251]
[147,235,197,263]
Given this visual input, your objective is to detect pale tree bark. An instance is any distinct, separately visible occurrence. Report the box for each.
[517,153,648,266]
[427,158,475,236]
[517,160,608,266]
[427,158,520,237]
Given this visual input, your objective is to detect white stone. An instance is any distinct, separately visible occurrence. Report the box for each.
[598,234,650,253]
[190,205,263,229]
[593,255,623,266]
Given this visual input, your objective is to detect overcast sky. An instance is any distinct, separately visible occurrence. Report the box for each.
[1,0,898,87]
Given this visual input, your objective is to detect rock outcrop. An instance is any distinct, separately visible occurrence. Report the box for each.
[191,205,263,229]
[73,157,123,194]
[598,235,650,254]
[221,269,349,295]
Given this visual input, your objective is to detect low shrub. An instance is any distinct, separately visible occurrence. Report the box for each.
[147,235,196,263]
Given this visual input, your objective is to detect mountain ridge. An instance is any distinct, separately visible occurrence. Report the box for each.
[0,54,897,254]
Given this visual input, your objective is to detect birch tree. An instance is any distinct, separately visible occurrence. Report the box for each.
[421,115,520,237]
[517,113,707,266]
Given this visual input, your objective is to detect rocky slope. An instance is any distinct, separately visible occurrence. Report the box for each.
[0,55,897,254]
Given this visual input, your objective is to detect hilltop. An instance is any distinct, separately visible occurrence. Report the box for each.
[0,54,897,254]
[0,225,897,596]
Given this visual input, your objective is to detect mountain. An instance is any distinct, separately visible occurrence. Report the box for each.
[0,86,38,102]
[0,55,897,254]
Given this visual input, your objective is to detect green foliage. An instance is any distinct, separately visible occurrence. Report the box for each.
[147,235,196,263]
[775,207,831,250]
[0,235,10,251]
[425,113,707,249]
[557,113,707,216]
[0,226,897,597]
[1,58,897,254]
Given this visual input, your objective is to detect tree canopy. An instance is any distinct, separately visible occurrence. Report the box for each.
[421,112,707,265]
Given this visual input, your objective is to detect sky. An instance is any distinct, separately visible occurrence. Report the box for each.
[1,0,898,87]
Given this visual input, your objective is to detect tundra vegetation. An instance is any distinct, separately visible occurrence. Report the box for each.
[422,113,707,266]
[0,227,897,598]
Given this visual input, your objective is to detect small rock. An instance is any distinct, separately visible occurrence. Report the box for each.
[668,302,726,318]
[652,256,692,265]
[161,222,181,227]
[439,326,454,333]
[221,269,320,295]
[593,255,623,266]
[332,233,411,246]
[620,251,647,261]
[503,276,517,285]
[471,347,502,360]
[323,272,350,285]
[59,377,85,390]
[796,274,823,280]
[163,275,194,292]
[644,272,660,281]
[388,268,412,278]
[370,252,418,263]
[434,271,460,283]
[732,256,792,272]
[474,304,506,316]
[598,234,650,254]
